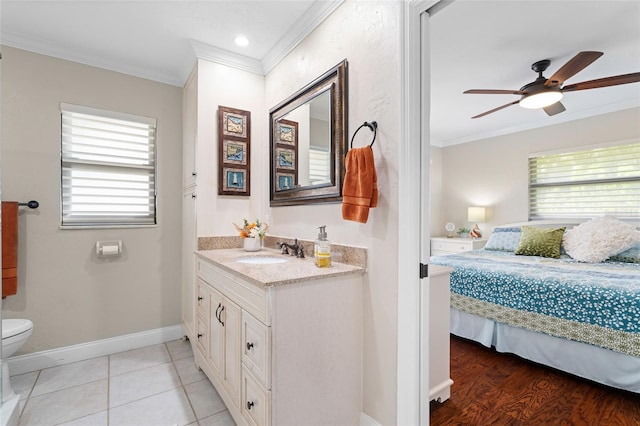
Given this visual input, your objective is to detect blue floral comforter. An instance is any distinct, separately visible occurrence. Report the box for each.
[431,250,640,356]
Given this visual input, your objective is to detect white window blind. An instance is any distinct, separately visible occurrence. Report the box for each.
[529,142,640,219]
[61,104,157,228]
[309,146,331,185]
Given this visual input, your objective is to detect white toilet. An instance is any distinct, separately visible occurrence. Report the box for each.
[2,319,33,403]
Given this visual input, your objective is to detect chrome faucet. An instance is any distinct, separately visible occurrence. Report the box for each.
[276,239,305,258]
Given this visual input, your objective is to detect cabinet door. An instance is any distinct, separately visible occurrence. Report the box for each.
[182,67,197,187]
[222,297,242,411]
[181,188,197,339]
[208,287,225,381]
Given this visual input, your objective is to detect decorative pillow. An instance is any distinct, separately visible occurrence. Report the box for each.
[609,244,640,263]
[515,226,566,259]
[484,227,522,252]
[563,217,640,263]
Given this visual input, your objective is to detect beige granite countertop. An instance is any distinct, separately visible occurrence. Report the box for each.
[195,247,366,288]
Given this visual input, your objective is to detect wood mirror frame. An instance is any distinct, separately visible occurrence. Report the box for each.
[269,60,348,206]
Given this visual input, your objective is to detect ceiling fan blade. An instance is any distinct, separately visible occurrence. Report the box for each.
[464,89,524,95]
[543,101,566,116]
[562,72,640,92]
[471,100,520,119]
[545,51,603,87]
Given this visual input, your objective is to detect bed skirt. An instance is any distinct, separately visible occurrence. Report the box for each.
[450,308,640,394]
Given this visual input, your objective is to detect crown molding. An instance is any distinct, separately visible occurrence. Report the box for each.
[190,39,264,75]
[433,99,640,148]
[192,0,345,76]
[1,1,345,85]
[261,0,345,74]
[1,30,185,87]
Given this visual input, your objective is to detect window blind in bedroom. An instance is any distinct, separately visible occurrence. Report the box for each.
[529,142,640,219]
[309,146,331,185]
[61,104,157,228]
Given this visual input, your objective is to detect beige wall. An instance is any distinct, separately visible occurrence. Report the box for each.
[431,107,640,237]
[1,46,183,354]
[264,2,402,424]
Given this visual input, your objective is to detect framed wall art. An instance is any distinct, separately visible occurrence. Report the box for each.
[218,106,251,195]
[276,147,296,170]
[276,119,298,146]
[273,118,298,191]
[276,171,296,191]
[221,167,247,193]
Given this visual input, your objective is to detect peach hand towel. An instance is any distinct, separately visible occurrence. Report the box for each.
[342,146,378,223]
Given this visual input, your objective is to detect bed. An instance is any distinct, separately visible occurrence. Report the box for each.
[430,219,640,394]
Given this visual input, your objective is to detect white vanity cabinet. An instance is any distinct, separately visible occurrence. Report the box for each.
[193,253,363,426]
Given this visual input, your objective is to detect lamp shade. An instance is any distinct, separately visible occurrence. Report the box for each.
[468,206,486,223]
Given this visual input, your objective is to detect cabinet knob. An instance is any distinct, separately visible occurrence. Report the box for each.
[192,171,197,176]
[192,193,196,199]
[247,401,254,410]
[246,342,254,351]
[197,296,203,301]
[197,333,203,339]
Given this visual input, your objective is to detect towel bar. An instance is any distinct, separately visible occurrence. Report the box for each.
[18,200,39,209]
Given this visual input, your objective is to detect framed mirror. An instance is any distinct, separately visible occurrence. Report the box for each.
[270,60,348,206]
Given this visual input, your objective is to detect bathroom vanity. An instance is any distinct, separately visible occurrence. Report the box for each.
[191,248,364,426]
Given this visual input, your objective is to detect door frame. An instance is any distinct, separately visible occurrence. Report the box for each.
[397,1,438,425]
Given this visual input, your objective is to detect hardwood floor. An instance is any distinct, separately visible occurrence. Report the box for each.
[430,336,640,425]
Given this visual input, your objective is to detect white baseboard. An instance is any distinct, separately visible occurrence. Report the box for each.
[360,412,382,426]
[7,325,183,376]
[1,394,20,426]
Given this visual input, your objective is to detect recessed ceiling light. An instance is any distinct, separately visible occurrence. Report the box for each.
[234,36,249,47]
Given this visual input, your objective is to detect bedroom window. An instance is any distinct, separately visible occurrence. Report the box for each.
[61,104,157,228]
[529,141,640,219]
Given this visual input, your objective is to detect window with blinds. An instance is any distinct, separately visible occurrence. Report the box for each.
[529,142,640,220]
[61,104,157,228]
[309,146,331,185]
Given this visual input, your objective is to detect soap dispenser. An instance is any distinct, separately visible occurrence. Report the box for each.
[314,226,332,268]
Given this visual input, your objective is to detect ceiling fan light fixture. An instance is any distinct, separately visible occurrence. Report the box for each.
[520,90,563,109]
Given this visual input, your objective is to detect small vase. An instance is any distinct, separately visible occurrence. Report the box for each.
[243,238,261,252]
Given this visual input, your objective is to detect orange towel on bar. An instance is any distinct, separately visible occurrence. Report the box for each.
[2,201,18,298]
[342,146,378,223]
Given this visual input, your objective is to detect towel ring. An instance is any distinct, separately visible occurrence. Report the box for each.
[350,121,377,149]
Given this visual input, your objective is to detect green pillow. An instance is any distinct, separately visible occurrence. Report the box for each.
[515,226,566,259]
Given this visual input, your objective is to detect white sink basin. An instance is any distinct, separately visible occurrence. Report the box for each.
[236,256,289,265]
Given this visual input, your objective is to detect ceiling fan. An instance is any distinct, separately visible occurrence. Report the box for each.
[464,51,640,119]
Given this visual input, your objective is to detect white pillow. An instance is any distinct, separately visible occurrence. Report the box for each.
[563,217,640,263]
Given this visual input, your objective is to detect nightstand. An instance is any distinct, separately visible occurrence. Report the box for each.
[430,237,487,256]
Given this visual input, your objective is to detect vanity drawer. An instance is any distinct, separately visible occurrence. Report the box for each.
[242,366,271,426]
[242,311,271,389]
[196,279,210,317]
[195,315,209,356]
[197,258,270,325]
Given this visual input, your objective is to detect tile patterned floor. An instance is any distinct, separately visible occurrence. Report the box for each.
[10,339,236,426]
